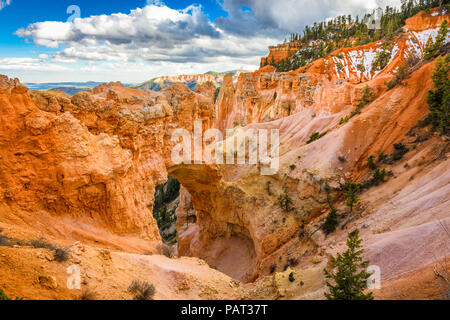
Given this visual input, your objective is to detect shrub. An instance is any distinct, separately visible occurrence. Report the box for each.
[287,258,299,268]
[289,164,296,170]
[30,237,56,250]
[322,208,339,234]
[266,181,273,196]
[157,243,175,258]
[338,156,346,163]
[0,288,11,300]
[393,143,409,161]
[352,85,374,116]
[0,229,11,247]
[273,92,277,100]
[0,288,22,301]
[54,247,71,262]
[386,65,409,89]
[80,288,97,301]
[128,280,156,300]
[339,116,349,125]
[372,169,386,185]
[367,155,377,170]
[278,184,293,212]
[378,152,386,162]
[289,272,296,282]
[270,264,277,274]
[307,132,327,144]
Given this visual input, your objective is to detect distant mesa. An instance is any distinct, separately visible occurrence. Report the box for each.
[25,81,106,95]
[131,70,248,91]
[24,70,248,96]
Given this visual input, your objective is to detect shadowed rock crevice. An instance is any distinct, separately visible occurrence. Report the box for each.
[152,177,180,245]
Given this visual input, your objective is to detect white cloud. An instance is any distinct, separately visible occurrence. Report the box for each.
[11,0,401,82]
[0,0,12,11]
[15,2,278,79]
[0,57,70,71]
[216,0,401,35]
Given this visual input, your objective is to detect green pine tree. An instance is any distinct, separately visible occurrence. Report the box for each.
[426,55,449,135]
[322,207,339,234]
[424,36,436,60]
[344,182,361,214]
[323,229,374,300]
[434,20,448,51]
[424,20,448,60]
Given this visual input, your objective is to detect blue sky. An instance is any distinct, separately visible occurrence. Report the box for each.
[0,0,400,83]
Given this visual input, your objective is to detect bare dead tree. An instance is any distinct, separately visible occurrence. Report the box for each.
[433,220,450,300]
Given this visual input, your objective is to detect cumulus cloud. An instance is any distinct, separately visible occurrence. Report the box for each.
[11,0,401,82]
[16,5,221,49]
[15,3,277,69]
[0,0,12,11]
[216,0,401,36]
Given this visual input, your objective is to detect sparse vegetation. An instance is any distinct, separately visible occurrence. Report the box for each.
[307,132,327,144]
[324,229,373,300]
[0,288,11,300]
[266,181,273,196]
[128,280,156,300]
[372,45,392,71]
[386,64,410,89]
[372,168,386,185]
[352,85,374,117]
[0,228,12,247]
[322,208,339,234]
[278,183,293,212]
[393,143,409,161]
[339,116,349,125]
[157,243,175,258]
[378,152,386,162]
[367,155,377,170]
[426,54,449,135]
[344,182,361,214]
[268,1,448,72]
[270,264,277,274]
[0,288,22,301]
[79,288,97,301]
[30,237,56,250]
[289,272,296,282]
[54,247,71,262]
[424,20,448,60]
[153,177,180,243]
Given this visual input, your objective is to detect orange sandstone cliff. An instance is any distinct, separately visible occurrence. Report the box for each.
[0,9,449,300]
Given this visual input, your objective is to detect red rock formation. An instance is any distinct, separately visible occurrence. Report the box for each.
[0,8,449,299]
[261,41,302,66]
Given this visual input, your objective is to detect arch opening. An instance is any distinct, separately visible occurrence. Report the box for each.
[152,176,180,245]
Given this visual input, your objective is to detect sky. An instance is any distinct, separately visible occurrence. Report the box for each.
[0,0,401,83]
